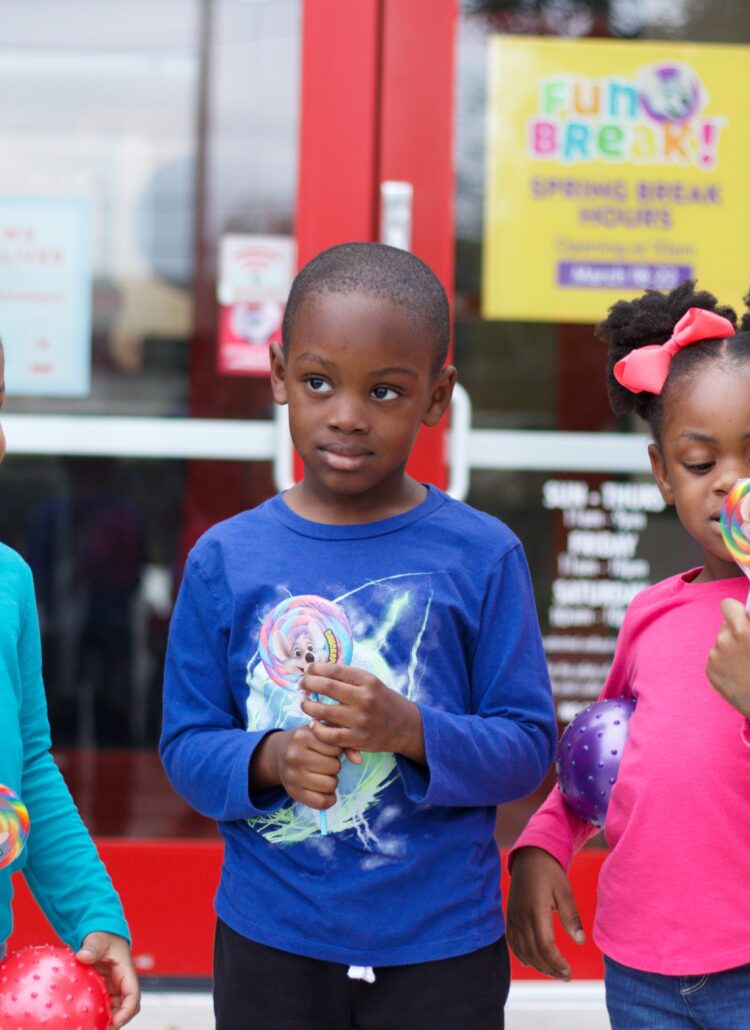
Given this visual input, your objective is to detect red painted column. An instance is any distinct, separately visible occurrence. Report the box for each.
[295,0,382,266]
[295,0,458,488]
[293,0,382,481]
[379,0,458,489]
[379,0,457,298]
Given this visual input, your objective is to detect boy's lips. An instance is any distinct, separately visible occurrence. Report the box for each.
[318,443,373,472]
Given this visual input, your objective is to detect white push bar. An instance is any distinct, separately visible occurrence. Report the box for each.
[3,412,653,497]
[2,414,275,461]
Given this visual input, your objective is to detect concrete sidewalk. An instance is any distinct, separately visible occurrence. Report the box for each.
[136,981,609,1029]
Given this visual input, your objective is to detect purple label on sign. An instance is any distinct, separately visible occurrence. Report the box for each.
[557,262,693,290]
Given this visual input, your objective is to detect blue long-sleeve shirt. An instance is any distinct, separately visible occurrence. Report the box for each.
[161,487,555,966]
[0,544,129,949]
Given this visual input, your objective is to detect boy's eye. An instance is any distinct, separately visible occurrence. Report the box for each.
[304,376,332,393]
[371,385,399,401]
[686,461,714,473]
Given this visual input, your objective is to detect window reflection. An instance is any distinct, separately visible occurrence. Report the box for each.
[0,0,301,837]
[0,1,200,416]
[455,0,750,845]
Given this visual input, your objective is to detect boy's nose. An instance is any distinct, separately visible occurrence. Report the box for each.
[329,398,368,434]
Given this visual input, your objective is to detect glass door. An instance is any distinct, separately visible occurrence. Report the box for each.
[452,0,750,985]
[4,0,460,979]
[2,0,303,977]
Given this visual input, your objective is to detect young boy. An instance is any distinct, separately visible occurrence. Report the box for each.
[160,242,556,1029]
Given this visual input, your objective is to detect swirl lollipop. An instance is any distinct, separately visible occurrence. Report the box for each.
[259,595,353,834]
[0,784,30,869]
[720,478,750,612]
[259,594,353,690]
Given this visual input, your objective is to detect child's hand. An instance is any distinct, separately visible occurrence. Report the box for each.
[706,597,750,718]
[300,663,425,763]
[273,724,344,810]
[76,932,140,1028]
[506,847,585,981]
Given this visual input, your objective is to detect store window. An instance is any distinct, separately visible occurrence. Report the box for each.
[4,0,750,849]
[0,0,300,836]
[454,0,750,842]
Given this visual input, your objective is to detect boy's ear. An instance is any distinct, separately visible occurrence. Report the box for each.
[422,365,457,427]
[269,341,288,405]
[648,443,675,505]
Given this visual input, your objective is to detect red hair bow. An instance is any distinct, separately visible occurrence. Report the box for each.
[613,307,735,395]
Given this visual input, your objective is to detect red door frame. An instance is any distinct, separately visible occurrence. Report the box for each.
[295,0,457,488]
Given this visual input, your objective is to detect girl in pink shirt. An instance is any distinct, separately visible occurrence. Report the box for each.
[508,280,750,1029]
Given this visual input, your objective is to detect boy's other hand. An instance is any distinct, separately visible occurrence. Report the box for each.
[706,597,750,719]
[76,931,140,1027]
[506,847,585,981]
[272,724,344,810]
[300,663,425,763]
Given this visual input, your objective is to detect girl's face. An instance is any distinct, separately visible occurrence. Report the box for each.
[0,348,5,465]
[649,361,750,582]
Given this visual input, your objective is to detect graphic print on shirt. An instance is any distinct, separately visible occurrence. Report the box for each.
[245,574,434,847]
[257,595,354,690]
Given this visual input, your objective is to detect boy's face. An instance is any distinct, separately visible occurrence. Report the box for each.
[271,290,455,516]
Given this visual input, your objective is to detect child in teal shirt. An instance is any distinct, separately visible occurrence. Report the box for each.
[0,343,140,1027]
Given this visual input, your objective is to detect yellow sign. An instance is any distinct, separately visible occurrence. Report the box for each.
[482,37,750,322]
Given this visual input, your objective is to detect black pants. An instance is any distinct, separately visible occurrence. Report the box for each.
[214,918,510,1029]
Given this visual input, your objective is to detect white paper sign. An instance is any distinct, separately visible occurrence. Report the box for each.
[218,234,296,305]
[0,196,92,397]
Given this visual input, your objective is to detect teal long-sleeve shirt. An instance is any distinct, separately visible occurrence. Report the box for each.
[0,543,129,949]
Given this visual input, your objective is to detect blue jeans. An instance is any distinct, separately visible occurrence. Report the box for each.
[605,955,750,1029]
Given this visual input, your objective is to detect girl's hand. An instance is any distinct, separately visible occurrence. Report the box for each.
[706,598,750,718]
[506,847,585,981]
[76,932,140,1028]
[300,663,425,763]
[269,725,344,810]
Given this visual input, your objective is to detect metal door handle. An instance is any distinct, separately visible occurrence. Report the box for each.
[274,402,295,491]
[446,382,471,501]
[380,181,413,251]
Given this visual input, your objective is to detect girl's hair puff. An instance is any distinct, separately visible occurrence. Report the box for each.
[595,280,740,443]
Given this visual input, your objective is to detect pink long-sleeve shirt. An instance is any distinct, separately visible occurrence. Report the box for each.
[512,569,750,976]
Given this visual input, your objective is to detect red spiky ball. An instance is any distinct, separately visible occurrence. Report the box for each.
[0,944,111,1029]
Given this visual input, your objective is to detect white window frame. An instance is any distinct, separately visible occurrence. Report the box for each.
[3,384,652,498]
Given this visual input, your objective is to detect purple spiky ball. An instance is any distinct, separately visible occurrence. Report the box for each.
[556,697,636,828]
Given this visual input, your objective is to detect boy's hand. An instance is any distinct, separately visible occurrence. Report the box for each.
[300,663,425,763]
[506,847,585,981]
[76,932,140,1028]
[706,598,750,718]
[265,725,344,810]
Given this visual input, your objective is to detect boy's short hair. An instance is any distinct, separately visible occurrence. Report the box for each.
[282,242,450,377]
